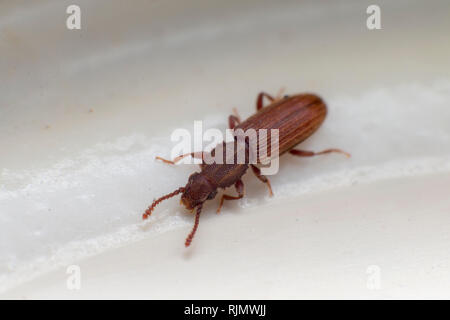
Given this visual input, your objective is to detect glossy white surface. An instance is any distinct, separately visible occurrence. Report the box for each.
[1,0,450,298]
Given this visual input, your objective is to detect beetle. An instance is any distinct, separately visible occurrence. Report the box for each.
[142,91,350,247]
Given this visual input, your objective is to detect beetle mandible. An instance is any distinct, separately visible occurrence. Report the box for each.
[142,91,350,247]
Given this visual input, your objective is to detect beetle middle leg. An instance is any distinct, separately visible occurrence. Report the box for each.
[289,148,351,158]
[251,165,273,196]
[216,179,244,213]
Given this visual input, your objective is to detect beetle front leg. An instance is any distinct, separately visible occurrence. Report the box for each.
[289,148,351,158]
[216,179,244,214]
[156,151,208,167]
[251,165,273,196]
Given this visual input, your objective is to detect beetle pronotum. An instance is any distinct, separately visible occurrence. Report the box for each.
[143,91,350,247]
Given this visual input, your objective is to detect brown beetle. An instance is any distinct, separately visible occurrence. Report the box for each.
[143,91,350,247]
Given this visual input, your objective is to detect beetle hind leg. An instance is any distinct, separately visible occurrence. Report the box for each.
[256,92,275,111]
[256,88,285,110]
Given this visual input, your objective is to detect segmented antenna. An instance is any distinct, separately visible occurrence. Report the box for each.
[142,187,185,220]
[185,204,202,247]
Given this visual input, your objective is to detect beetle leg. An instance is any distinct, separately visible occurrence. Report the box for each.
[216,179,244,214]
[289,148,351,158]
[156,151,207,166]
[250,165,273,196]
[232,107,241,121]
[256,88,285,110]
[256,92,275,110]
[274,87,286,100]
[228,114,240,130]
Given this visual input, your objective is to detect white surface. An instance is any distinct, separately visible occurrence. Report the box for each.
[4,173,450,299]
[1,0,450,298]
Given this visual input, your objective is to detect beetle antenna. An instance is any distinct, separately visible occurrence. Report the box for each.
[185,204,202,247]
[142,187,185,220]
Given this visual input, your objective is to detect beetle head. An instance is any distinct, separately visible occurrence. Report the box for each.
[181,172,217,211]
